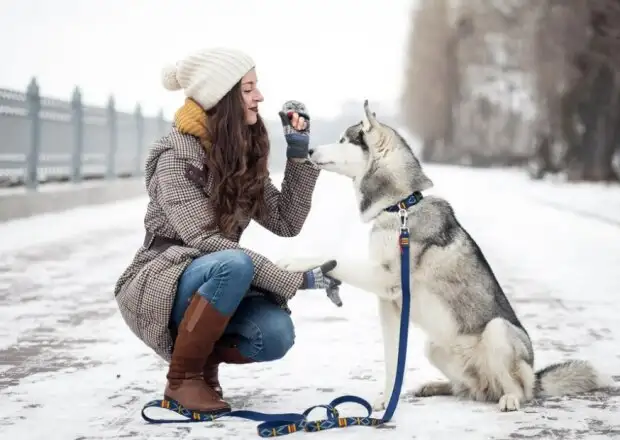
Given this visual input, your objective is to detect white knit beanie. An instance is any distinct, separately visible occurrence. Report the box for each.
[161,47,256,110]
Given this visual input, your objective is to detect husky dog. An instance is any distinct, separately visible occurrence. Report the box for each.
[277,100,614,412]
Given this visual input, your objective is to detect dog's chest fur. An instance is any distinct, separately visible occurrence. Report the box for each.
[369,207,459,341]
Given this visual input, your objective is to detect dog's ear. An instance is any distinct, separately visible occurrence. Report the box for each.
[361,99,379,133]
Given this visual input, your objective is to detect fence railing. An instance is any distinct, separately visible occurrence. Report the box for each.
[0,77,171,189]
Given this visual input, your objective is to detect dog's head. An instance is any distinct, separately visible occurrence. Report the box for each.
[309,100,433,221]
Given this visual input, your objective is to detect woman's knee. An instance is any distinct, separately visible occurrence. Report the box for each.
[255,311,295,361]
[213,249,254,286]
[189,250,254,316]
[188,249,253,291]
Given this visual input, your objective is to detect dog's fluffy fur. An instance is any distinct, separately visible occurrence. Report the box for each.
[277,100,614,412]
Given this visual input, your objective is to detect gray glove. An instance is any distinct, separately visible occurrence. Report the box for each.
[299,260,343,307]
[278,100,311,161]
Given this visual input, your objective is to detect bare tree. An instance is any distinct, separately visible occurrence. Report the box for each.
[530,0,620,182]
[528,0,589,178]
[400,0,458,162]
[400,0,538,165]
[453,0,538,166]
[400,0,620,181]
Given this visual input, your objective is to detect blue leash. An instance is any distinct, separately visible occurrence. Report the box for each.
[141,211,411,436]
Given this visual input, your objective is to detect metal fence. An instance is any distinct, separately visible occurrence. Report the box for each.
[0,77,170,189]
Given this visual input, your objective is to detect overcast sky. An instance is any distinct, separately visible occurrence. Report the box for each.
[0,0,415,119]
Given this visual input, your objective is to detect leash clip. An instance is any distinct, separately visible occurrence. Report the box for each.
[398,207,408,231]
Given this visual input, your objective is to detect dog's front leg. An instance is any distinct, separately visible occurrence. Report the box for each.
[373,298,402,411]
[328,259,392,297]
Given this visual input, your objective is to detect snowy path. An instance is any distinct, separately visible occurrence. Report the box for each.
[1,165,619,440]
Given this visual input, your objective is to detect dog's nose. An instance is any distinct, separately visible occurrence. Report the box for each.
[308,149,314,156]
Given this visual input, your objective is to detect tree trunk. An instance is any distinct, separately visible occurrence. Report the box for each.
[421,139,436,162]
[568,63,620,182]
[528,134,554,179]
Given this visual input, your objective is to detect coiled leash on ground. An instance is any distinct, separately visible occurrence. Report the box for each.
[141,202,414,436]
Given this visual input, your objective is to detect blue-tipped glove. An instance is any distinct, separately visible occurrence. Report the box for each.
[299,260,343,307]
[278,100,311,161]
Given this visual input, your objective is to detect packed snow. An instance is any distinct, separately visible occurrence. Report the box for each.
[1,164,619,439]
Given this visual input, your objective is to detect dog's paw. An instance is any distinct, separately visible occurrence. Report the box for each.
[413,381,453,398]
[372,393,387,412]
[275,256,331,272]
[498,394,520,412]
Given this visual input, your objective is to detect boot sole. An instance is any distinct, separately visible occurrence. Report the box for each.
[163,395,231,416]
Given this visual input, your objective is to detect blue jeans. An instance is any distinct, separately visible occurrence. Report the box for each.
[170,249,295,362]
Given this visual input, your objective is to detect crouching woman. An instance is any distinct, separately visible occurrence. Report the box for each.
[113,47,339,416]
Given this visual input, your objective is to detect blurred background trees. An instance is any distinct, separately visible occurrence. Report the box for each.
[399,0,620,183]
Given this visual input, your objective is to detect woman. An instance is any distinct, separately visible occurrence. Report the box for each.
[113,47,339,416]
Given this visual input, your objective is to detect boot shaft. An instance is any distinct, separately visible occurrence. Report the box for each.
[168,294,231,375]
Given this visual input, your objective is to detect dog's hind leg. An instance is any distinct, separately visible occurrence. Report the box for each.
[479,318,535,412]
[413,340,456,398]
[373,298,402,411]
[414,381,453,397]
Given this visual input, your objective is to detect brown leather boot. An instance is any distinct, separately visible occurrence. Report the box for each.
[164,294,232,415]
[203,337,254,398]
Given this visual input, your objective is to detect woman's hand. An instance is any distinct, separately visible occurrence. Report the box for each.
[298,260,343,307]
[289,112,308,131]
[279,100,311,162]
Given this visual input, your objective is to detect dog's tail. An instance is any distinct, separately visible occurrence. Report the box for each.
[534,359,615,397]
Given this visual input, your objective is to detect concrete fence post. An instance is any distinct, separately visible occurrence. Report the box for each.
[25,77,41,190]
[70,86,84,182]
[106,95,117,179]
[134,103,144,175]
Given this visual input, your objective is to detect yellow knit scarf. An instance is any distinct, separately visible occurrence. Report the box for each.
[174,98,209,146]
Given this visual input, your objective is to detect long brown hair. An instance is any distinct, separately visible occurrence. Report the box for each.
[204,81,270,238]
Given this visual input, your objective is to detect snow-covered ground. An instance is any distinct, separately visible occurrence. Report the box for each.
[1,164,619,440]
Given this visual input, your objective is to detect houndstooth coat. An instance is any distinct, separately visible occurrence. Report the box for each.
[114,126,321,362]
